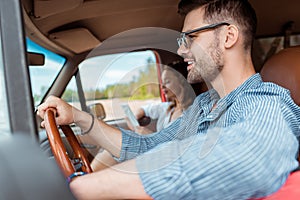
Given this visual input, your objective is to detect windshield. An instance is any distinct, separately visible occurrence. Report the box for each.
[27,38,66,106]
[78,51,161,121]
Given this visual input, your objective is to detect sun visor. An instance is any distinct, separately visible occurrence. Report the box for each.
[49,28,101,54]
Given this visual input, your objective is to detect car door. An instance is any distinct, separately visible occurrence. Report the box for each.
[0,0,74,199]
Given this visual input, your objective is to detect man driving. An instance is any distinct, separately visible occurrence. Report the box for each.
[38,0,300,199]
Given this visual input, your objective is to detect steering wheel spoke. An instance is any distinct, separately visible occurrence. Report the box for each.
[44,109,93,178]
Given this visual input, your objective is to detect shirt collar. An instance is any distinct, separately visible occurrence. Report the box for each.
[209,73,263,118]
[220,73,262,103]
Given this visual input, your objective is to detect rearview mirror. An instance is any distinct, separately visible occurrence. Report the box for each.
[88,103,106,120]
[27,52,45,66]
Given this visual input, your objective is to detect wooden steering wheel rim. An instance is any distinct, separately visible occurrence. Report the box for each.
[44,109,92,178]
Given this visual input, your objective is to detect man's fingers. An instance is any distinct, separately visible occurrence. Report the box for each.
[41,120,45,128]
[37,100,59,118]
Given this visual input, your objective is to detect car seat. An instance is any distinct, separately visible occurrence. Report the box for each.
[257,46,300,200]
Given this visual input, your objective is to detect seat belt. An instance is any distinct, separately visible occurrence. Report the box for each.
[283,21,294,48]
[263,21,294,64]
[263,37,282,64]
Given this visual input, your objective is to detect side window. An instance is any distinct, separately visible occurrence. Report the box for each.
[27,38,66,107]
[253,34,300,70]
[79,50,161,121]
[61,76,81,110]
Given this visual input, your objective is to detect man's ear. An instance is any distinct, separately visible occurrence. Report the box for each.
[224,25,239,48]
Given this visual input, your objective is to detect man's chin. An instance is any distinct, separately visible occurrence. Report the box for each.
[187,75,204,84]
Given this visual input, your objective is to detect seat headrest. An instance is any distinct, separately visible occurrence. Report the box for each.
[261,46,300,106]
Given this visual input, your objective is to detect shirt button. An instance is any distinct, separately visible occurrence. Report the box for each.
[207,115,213,119]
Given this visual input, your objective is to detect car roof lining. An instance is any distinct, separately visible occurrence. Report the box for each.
[22,0,300,58]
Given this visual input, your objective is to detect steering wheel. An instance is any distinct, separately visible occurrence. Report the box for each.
[44,109,93,178]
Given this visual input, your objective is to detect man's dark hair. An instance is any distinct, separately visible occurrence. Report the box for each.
[178,0,257,50]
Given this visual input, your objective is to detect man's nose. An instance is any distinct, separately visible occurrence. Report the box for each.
[177,44,189,56]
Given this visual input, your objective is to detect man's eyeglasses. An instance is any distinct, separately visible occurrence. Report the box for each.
[177,22,230,49]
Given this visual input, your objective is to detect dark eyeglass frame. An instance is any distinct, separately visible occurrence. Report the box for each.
[177,22,230,48]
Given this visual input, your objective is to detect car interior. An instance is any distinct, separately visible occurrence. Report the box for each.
[16,0,300,198]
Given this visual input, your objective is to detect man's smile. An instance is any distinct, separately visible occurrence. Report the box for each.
[184,59,195,71]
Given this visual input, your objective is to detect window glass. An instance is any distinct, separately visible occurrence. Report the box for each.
[254,34,300,70]
[0,32,10,132]
[79,51,160,121]
[27,38,66,106]
[61,76,81,110]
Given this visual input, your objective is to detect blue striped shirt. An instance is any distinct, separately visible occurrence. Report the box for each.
[117,73,300,199]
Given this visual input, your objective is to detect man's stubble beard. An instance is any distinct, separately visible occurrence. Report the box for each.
[187,36,224,84]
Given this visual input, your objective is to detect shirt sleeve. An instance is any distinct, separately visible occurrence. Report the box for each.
[114,99,201,162]
[142,102,170,119]
[115,116,185,162]
[136,99,299,200]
